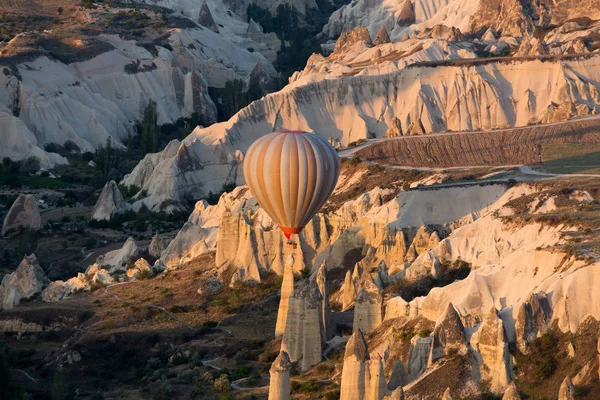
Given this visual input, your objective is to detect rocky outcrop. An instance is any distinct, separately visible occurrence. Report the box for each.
[442,388,455,400]
[473,308,511,394]
[514,292,551,353]
[128,55,600,209]
[373,26,391,45]
[149,234,165,259]
[407,335,432,380]
[97,237,143,275]
[275,254,296,337]
[315,262,335,341]
[91,181,126,221]
[469,0,534,37]
[198,1,219,32]
[41,273,89,302]
[86,264,114,285]
[2,194,42,237]
[268,350,291,400]
[502,382,521,400]
[340,329,370,400]
[126,258,151,280]
[334,27,372,54]
[281,279,324,372]
[429,303,466,364]
[353,279,383,334]
[0,254,49,310]
[385,117,403,138]
[341,270,357,311]
[369,355,387,400]
[558,376,577,400]
[397,0,416,26]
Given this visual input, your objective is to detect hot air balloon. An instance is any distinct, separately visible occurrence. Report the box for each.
[243,130,340,240]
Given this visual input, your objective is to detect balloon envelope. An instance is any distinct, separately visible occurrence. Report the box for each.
[243,130,340,239]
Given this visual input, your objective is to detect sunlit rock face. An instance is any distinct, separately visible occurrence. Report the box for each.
[0,255,49,310]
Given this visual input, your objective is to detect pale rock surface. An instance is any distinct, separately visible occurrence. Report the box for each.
[369,355,387,400]
[314,262,335,340]
[374,26,391,45]
[472,308,511,394]
[334,27,373,54]
[149,234,165,259]
[341,270,357,311]
[385,117,403,138]
[86,264,114,285]
[0,255,49,310]
[441,388,454,400]
[97,237,143,275]
[198,1,218,32]
[281,279,324,372]
[2,194,42,237]
[387,360,407,391]
[275,254,295,337]
[268,350,291,400]
[42,273,90,302]
[407,335,432,380]
[429,302,466,364]
[502,382,521,400]
[91,181,126,221]
[340,329,370,400]
[127,53,600,209]
[126,258,152,280]
[353,279,383,334]
[558,376,577,400]
[152,260,167,276]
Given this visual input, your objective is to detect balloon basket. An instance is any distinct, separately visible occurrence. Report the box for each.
[285,240,297,249]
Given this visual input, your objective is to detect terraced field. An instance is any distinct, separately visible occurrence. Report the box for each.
[356,117,600,169]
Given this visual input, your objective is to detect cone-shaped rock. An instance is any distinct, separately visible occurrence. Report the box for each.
[430,302,466,363]
[0,254,49,310]
[385,117,403,137]
[268,350,291,400]
[374,26,391,45]
[92,181,126,221]
[342,270,357,311]
[2,194,42,236]
[340,329,370,400]
[198,0,218,32]
[442,388,454,400]
[397,0,416,26]
[502,382,521,400]
[149,233,165,259]
[475,307,511,394]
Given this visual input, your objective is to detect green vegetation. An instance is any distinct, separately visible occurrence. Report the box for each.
[88,207,189,233]
[514,332,558,381]
[539,142,600,174]
[210,77,263,121]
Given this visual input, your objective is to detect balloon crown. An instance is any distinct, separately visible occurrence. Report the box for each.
[276,129,307,134]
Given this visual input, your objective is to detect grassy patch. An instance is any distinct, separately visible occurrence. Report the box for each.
[539,143,600,175]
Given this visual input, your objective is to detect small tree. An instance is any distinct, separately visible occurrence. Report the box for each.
[57,7,64,15]
[140,100,159,154]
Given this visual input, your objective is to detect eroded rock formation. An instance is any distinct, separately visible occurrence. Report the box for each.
[502,382,521,400]
[2,194,42,237]
[92,181,126,221]
[268,350,291,400]
[558,376,577,400]
[281,279,324,372]
[0,254,49,310]
[514,292,551,353]
[353,279,383,334]
[473,308,511,394]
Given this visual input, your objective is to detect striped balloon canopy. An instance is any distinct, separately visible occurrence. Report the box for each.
[243,130,340,239]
